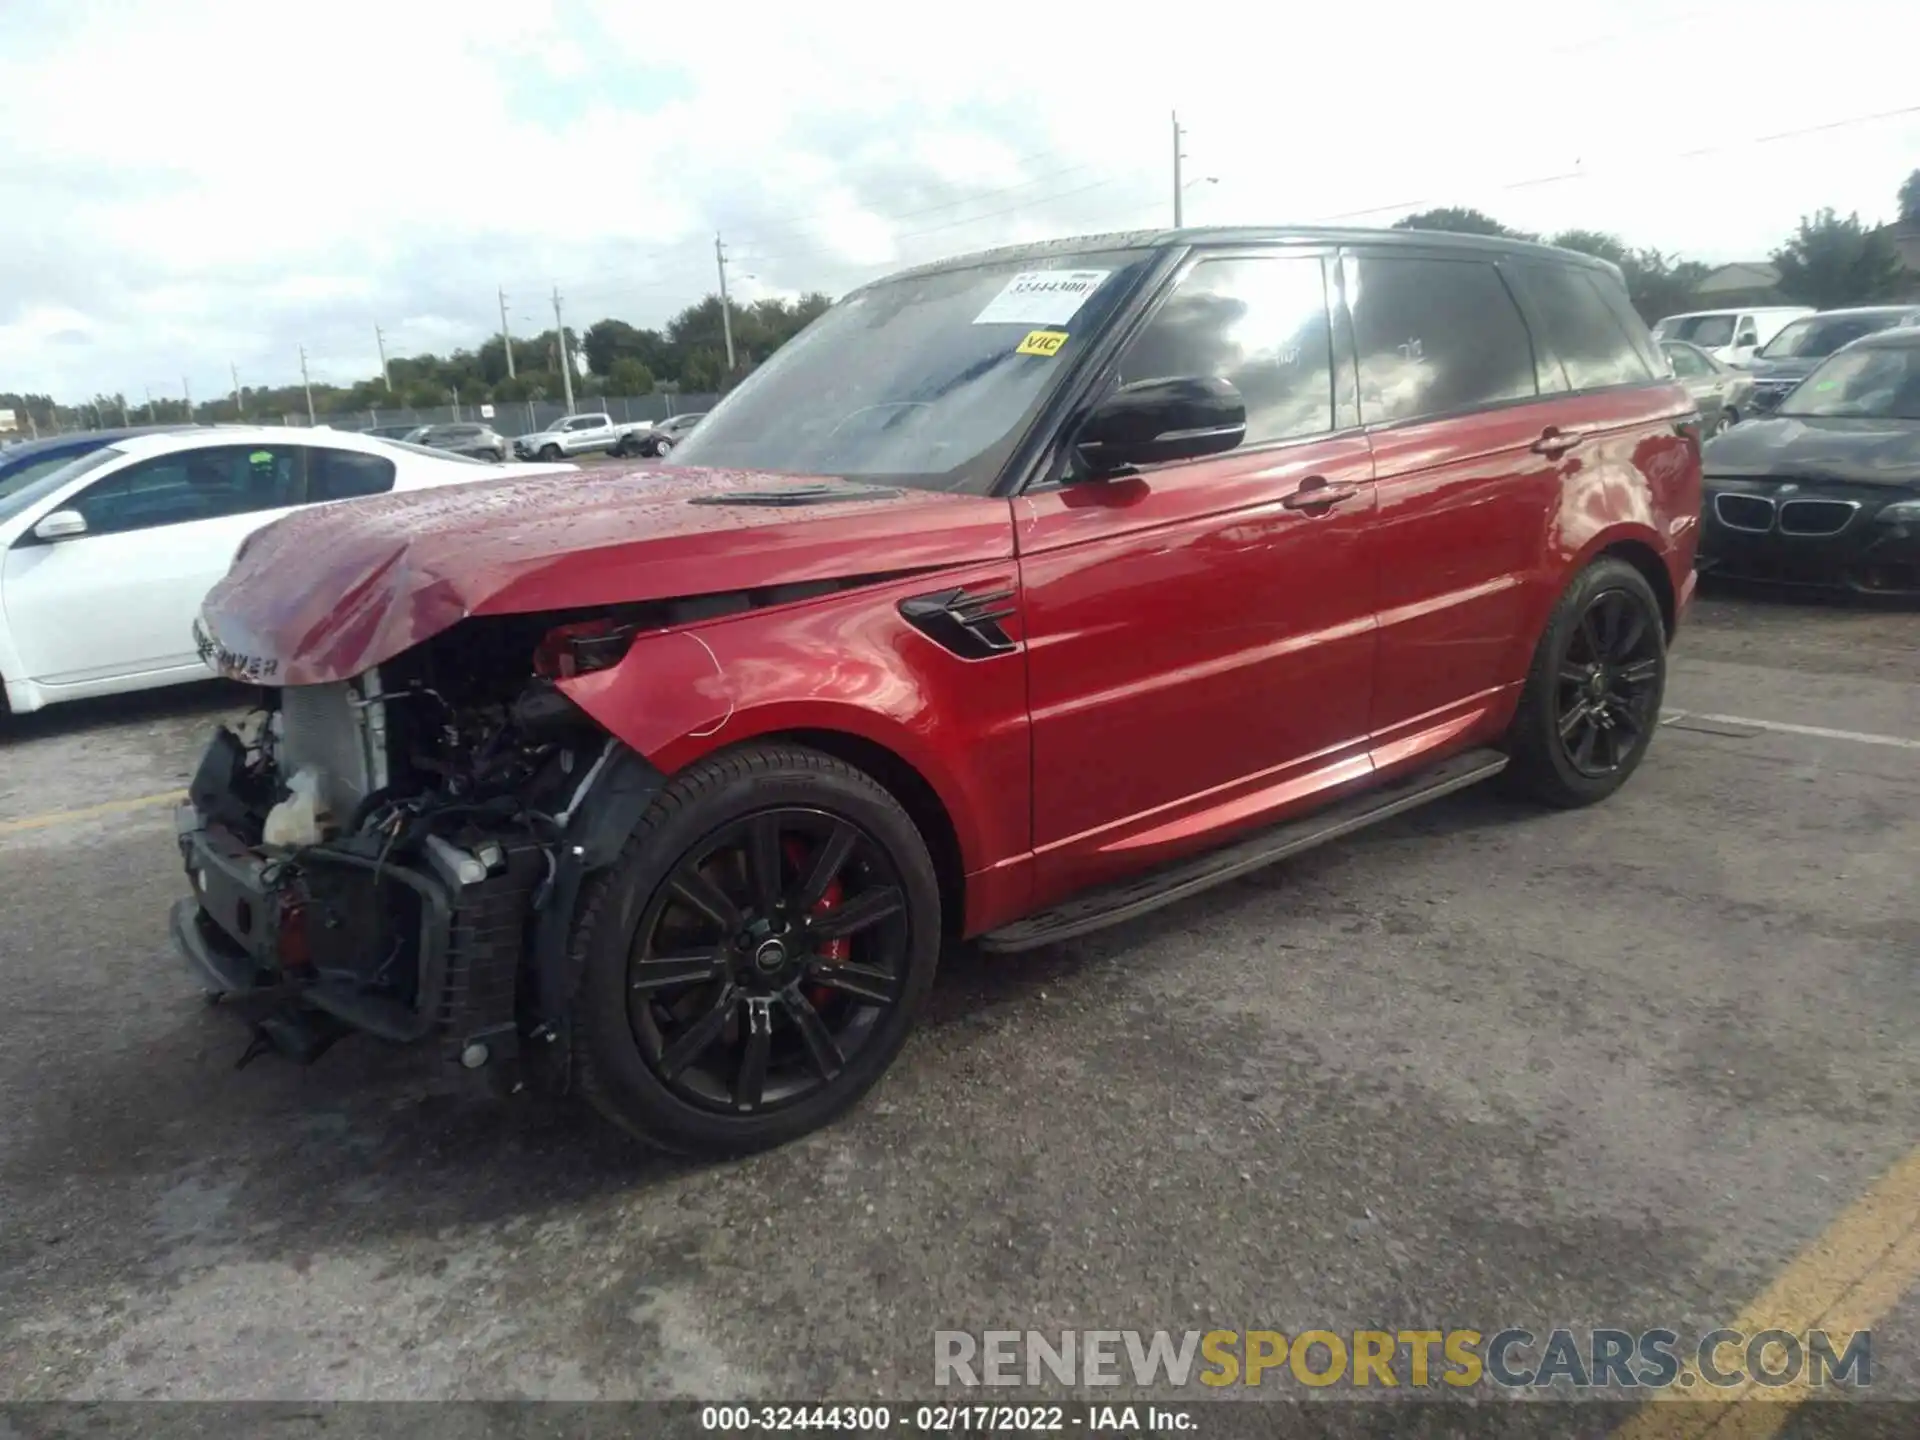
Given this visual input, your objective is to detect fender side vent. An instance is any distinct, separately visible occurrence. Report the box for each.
[899,586,1018,660]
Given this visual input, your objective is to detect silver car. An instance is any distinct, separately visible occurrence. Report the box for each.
[1661,340,1754,436]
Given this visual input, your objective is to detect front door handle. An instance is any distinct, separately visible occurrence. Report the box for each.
[1531,426,1587,458]
[1281,476,1360,512]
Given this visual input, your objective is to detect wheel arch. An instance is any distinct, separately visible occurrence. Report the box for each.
[761,727,967,940]
[1594,535,1677,641]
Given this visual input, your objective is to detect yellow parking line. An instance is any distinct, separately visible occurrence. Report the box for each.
[1615,1147,1920,1439]
[0,790,183,837]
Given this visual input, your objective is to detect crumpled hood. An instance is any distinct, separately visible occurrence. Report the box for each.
[1701,415,1920,486]
[198,463,1012,686]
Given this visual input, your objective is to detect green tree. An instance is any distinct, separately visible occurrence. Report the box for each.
[607,358,655,395]
[1392,207,1533,239]
[1550,230,1709,323]
[1772,209,1907,308]
[1900,169,1920,227]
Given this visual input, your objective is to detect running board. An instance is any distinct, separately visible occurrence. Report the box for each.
[978,748,1509,953]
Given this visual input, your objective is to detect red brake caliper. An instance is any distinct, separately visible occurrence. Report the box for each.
[785,837,848,1008]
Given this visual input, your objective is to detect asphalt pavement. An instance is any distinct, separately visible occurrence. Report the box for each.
[2,588,1917,1430]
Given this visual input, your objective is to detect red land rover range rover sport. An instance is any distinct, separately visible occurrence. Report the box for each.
[177,226,1701,1153]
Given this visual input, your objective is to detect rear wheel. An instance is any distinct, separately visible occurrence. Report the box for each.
[568,743,941,1155]
[1505,557,1667,808]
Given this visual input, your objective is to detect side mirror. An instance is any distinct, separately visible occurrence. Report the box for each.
[1073,376,1247,479]
[32,509,88,542]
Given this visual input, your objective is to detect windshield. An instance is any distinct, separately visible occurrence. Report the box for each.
[0,445,125,524]
[1760,314,1906,360]
[1664,315,1737,348]
[668,249,1153,492]
[1778,345,1920,420]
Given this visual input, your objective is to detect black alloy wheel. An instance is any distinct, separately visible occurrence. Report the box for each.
[1553,587,1663,778]
[1507,556,1668,808]
[568,743,941,1155]
[628,807,908,1115]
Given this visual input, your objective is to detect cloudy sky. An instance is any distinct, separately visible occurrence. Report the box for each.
[2,0,1915,404]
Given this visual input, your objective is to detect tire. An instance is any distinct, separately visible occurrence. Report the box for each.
[539,444,562,462]
[567,742,941,1155]
[655,436,674,456]
[1710,408,1735,437]
[1504,556,1667,809]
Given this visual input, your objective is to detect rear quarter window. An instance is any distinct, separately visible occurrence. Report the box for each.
[306,447,397,501]
[1517,264,1657,391]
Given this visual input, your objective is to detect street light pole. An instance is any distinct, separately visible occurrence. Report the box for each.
[298,346,315,425]
[1172,111,1184,228]
[552,286,577,415]
[715,232,737,374]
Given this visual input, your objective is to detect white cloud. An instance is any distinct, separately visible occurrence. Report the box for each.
[2,0,1916,401]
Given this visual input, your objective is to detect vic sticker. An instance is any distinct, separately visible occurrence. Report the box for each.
[973,270,1111,326]
[1016,330,1069,357]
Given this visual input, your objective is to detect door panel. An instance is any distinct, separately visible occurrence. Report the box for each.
[3,442,305,685]
[4,510,290,683]
[1342,249,1569,747]
[1017,433,1377,896]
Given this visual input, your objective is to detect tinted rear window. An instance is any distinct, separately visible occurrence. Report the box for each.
[307,447,397,501]
[1348,256,1537,424]
[1518,264,1656,391]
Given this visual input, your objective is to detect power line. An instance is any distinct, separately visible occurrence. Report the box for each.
[1315,102,1920,224]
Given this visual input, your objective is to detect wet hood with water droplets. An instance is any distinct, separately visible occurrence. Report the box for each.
[197,463,1011,686]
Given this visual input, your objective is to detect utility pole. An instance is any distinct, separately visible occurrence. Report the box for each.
[144,385,156,422]
[715,232,736,374]
[551,285,576,415]
[118,395,129,425]
[232,361,244,417]
[498,285,517,379]
[375,324,392,392]
[298,346,315,424]
[182,375,192,421]
[1172,111,1185,228]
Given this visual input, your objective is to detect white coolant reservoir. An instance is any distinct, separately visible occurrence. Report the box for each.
[262,768,329,848]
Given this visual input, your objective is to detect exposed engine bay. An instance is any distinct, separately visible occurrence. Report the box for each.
[175,607,673,1078]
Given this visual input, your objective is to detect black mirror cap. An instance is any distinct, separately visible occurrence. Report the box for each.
[1074,375,1247,478]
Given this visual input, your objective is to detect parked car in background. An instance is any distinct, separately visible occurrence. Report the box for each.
[1651,307,1812,368]
[1742,306,1920,414]
[611,410,707,458]
[0,428,575,716]
[1660,340,1754,435]
[1697,325,1920,594]
[363,422,423,441]
[0,426,200,500]
[176,225,1698,1156]
[412,422,509,461]
[512,411,651,461]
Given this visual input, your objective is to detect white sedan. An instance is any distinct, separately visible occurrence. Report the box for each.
[0,426,573,716]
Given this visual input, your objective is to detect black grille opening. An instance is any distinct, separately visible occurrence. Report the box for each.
[1714,494,1775,532]
[1778,500,1856,536]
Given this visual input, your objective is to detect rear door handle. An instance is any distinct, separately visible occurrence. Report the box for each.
[1281,477,1360,512]
[1531,426,1587,458]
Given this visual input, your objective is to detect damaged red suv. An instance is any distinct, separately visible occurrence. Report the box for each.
[178,227,1700,1154]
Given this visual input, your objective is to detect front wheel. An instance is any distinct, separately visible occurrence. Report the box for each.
[1710,408,1736,437]
[568,743,942,1155]
[1505,557,1667,809]
[538,444,562,462]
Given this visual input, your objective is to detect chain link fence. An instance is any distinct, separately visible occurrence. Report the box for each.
[283,394,722,439]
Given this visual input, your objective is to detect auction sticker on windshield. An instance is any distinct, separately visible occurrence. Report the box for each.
[1015,330,1070,357]
[973,270,1110,326]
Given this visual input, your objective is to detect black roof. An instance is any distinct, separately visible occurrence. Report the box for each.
[1851,324,1920,350]
[877,225,1624,288]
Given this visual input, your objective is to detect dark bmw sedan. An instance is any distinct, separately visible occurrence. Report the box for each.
[1698,327,1920,595]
